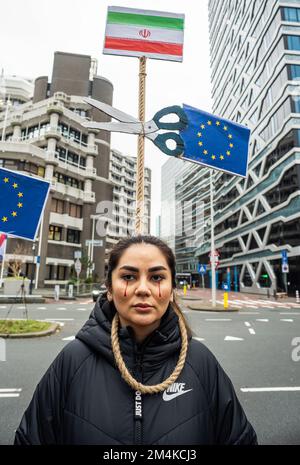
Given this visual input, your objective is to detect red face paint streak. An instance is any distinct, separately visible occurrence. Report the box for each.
[158,281,161,298]
[123,281,128,297]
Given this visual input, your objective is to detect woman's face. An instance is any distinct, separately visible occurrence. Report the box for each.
[108,243,174,336]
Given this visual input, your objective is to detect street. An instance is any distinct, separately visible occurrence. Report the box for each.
[0,298,299,445]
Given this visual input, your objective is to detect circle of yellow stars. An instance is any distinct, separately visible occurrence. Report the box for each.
[197,119,234,161]
[1,177,23,223]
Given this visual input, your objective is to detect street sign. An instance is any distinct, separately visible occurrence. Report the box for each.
[34,256,40,264]
[74,251,82,259]
[282,263,289,273]
[75,259,82,274]
[198,264,207,274]
[222,283,229,291]
[85,240,103,247]
[281,250,287,259]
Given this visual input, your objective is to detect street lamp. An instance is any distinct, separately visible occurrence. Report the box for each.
[29,242,36,295]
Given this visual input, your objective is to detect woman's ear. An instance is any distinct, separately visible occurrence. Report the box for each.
[170,291,174,303]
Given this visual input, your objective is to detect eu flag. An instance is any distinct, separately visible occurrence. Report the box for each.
[0,168,50,241]
[180,104,250,177]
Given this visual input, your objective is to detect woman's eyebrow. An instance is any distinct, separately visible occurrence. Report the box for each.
[119,265,167,272]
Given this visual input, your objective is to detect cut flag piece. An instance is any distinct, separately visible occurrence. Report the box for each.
[180,104,251,177]
[0,233,7,262]
[0,168,50,241]
[103,6,184,62]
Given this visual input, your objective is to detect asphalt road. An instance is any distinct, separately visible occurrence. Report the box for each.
[0,299,299,445]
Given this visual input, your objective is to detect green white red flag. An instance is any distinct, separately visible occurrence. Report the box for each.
[103,6,185,62]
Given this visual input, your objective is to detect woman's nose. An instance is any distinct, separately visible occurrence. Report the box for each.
[135,279,151,295]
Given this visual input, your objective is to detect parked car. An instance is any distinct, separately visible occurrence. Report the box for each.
[92,284,107,302]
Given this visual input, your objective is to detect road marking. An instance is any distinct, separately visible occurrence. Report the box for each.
[0,388,22,398]
[43,318,74,321]
[205,318,232,321]
[241,312,260,315]
[0,389,22,392]
[244,322,251,327]
[279,313,299,315]
[256,319,269,322]
[76,308,87,311]
[241,387,300,392]
[17,306,26,309]
[62,336,75,341]
[248,328,256,335]
[192,337,205,341]
[37,306,46,310]
[224,336,244,341]
[56,307,67,311]
[280,319,294,322]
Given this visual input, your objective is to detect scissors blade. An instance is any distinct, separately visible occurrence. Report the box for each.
[82,97,139,123]
[82,120,143,134]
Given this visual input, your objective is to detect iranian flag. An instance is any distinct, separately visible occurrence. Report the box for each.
[103,6,185,62]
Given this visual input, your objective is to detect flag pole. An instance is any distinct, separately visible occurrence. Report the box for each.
[135,56,147,235]
[210,169,216,307]
[34,213,44,289]
[0,235,7,288]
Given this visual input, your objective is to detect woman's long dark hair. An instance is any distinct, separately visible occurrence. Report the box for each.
[105,235,192,338]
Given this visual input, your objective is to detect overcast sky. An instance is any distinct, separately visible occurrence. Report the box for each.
[0,0,212,234]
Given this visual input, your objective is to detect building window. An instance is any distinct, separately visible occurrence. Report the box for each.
[57,266,67,281]
[67,229,81,244]
[51,198,64,214]
[286,35,300,51]
[48,225,63,241]
[282,7,300,22]
[54,172,84,190]
[69,203,82,218]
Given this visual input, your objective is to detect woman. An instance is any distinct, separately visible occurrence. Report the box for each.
[15,235,257,445]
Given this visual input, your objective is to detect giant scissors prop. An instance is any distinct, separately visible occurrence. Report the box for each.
[82,98,188,157]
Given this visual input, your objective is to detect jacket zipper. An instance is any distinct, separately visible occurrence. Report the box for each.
[134,352,143,445]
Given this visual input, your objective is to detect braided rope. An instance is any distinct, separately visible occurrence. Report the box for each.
[111,303,188,395]
[135,56,147,235]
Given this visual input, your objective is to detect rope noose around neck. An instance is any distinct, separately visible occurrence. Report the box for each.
[111,305,188,395]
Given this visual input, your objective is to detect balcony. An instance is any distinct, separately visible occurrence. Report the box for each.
[49,212,83,230]
[47,101,64,115]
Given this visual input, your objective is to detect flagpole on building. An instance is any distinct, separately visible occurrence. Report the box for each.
[34,214,44,290]
[135,56,147,235]
[0,236,7,288]
[210,170,216,307]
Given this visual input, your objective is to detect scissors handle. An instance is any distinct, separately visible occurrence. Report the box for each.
[152,106,188,131]
[152,132,184,157]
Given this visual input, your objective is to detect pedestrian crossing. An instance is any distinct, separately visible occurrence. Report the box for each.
[211,298,300,310]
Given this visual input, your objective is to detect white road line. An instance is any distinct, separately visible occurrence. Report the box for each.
[280,319,294,322]
[241,387,300,392]
[248,328,256,335]
[256,319,269,322]
[0,306,7,309]
[37,307,46,310]
[192,337,205,341]
[76,309,87,311]
[205,318,232,321]
[224,336,244,341]
[0,389,22,392]
[279,313,299,315]
[0,394,20,398]
[56,307,67,311]
[62,336,75,341]
[241,312,260,315]
[43,318,74,321]
[244,322,251,327]
[17,306,26,309]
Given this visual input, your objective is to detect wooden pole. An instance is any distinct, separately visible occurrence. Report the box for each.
[135,56,147,234]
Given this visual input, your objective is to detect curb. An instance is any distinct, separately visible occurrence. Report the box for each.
[0,323,60,339]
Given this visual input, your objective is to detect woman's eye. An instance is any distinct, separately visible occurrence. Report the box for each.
[121,275,135,281]
[151,275,165,282]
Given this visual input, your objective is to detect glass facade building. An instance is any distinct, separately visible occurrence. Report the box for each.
[201,0,300,295]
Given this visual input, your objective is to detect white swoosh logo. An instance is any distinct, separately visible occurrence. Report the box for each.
[162,389,193,402]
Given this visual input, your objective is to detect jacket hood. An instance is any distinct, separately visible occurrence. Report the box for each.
[76,293,183,375]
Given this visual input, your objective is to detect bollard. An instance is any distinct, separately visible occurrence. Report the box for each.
[183,285,187,296]
[296,290,300,304]
[224,292,228,309]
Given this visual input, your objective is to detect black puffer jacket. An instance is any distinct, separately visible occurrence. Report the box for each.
[14,295,257,445]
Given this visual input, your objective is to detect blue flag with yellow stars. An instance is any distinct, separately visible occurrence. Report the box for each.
[0,168,50,241]
[180,104,250,177]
